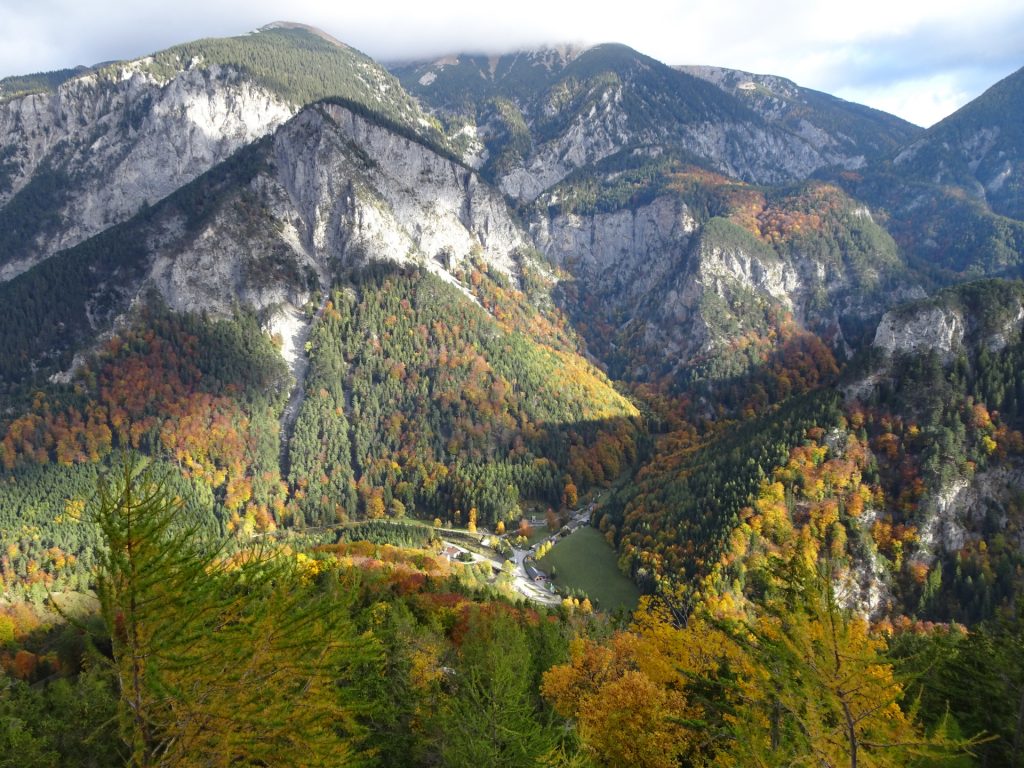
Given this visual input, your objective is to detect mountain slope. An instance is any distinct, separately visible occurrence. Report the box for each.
[819,66,1024,285]
[2,22,1024,634]
[0,98,523,392]
[893,65,1024,220]
[678,65,923,163]
[0,88,640,590]
[0,24,441,279]
[395,44,893,201]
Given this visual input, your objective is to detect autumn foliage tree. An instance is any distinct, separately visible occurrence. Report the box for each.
[714,559,971,767]
[543,558,972,767]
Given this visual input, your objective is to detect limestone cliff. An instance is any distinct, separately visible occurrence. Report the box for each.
[533,186,913,382]
[150,101,524,316]
[0,65,295,278]
[0,24,438,280]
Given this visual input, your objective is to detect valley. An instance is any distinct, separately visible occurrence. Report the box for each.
[0,20,1022,767]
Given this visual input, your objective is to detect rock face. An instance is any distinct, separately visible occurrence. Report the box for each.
[499,108,831,203]
[149,102,524,316]
[871,286,1024,361]
[533,189,910,381]
[534,195,697,304]
[873,305,965,359]
[917,464,1024,561]
[0,64,296,278]
[498,98,632,201]
[839,505,892,617]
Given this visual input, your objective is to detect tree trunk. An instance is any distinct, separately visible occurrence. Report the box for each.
[842,698,857,768]
[1013,683,1024,768]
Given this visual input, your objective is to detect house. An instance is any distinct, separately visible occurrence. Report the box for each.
[524,561,548,582]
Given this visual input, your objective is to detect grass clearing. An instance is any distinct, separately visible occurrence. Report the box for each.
[538,526,640,613]
[524,525,555,546]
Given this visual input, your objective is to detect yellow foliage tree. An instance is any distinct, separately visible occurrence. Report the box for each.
[544,561,970,768]
[715,559,971,768]
[543,605,752,767]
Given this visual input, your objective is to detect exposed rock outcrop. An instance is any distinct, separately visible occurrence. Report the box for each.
[149,102,525,315]
[873,305,965,359]
[0,64,296,278]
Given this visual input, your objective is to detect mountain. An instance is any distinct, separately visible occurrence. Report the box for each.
[394,48,949,391]
[678,65,923,163]
[0,24,441,279]
[1,23,1023,632]
[0,97,523,391]
[530,152,917,387]
[590,278,1024,623]
[826,67,1024,284]
[394,44,900,201]
[892,65,1024,220]
[4,23,1024,767]
[844,280,1024,620]
[0,79,639,592]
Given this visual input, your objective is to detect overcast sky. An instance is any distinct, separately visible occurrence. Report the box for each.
[1,0,1021,127]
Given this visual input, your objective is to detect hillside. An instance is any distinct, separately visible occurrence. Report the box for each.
[395,43,895,201]
[824,67,1024,285]
[0,96,519,392]
[0,24,442,278]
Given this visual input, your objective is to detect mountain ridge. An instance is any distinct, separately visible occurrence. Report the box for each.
[0,24,443,279]
[394,41,891,199]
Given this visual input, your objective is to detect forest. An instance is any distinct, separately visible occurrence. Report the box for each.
[2,460,1019,767]
[288,266,639,529]
[1,273,1022,766]
[0,236,1022,765]
[0,280,1019,765]
[0,264,641,601]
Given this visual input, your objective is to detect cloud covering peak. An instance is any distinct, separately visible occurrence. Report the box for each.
[1,0,1020,126]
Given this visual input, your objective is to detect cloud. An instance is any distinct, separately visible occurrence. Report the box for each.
[836,74,979,129]
[0,0,1020,126]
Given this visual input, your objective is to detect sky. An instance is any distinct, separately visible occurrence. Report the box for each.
[1,0,1021,127]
